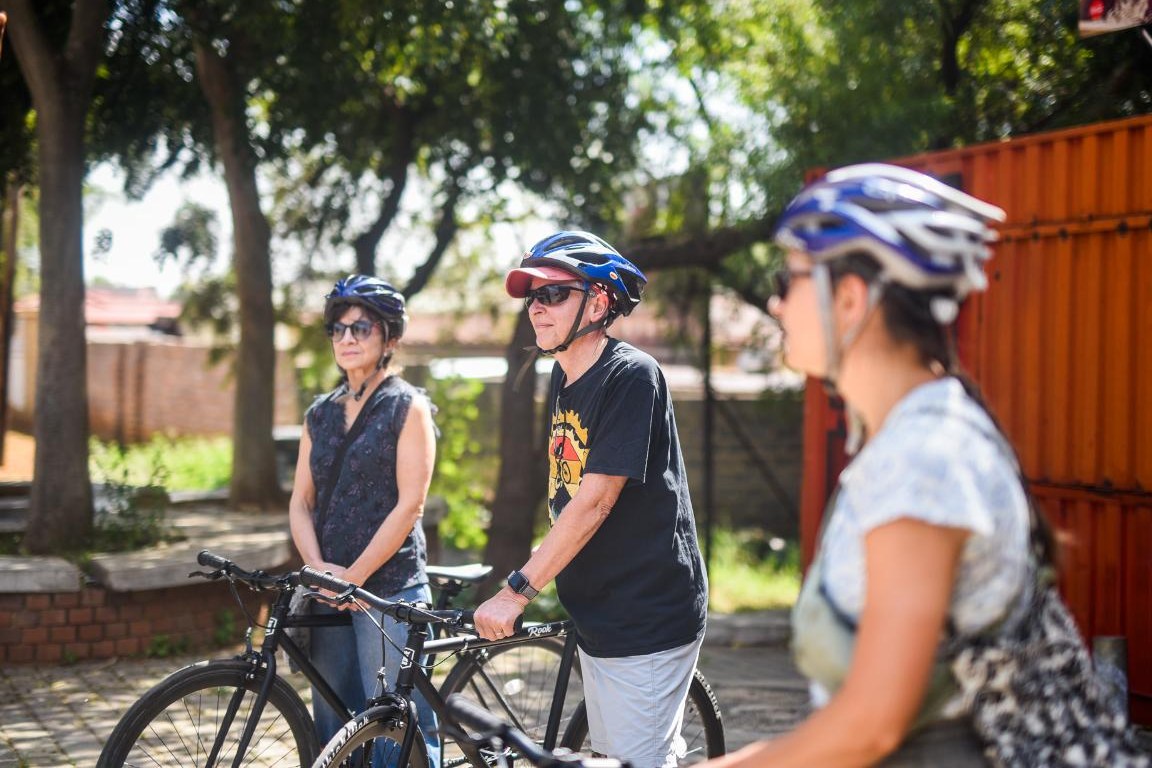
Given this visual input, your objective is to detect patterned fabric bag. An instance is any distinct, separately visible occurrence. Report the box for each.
[950,574,1150,767]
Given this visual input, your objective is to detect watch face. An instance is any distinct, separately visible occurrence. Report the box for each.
[509,570,536,597]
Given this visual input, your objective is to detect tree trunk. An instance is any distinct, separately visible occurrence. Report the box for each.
[192,35,281,509]
[481,309,548,596]
[0,175,22,465]
[8,0,109,553]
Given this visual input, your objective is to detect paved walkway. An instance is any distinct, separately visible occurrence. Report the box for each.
[0,613,806,767]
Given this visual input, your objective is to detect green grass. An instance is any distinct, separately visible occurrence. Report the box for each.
[706,528,801,613]
[90,435,232,492]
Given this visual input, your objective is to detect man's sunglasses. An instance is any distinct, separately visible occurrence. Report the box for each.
[524,284,588,308]
[771,268,814,300]
[326,319,378,341]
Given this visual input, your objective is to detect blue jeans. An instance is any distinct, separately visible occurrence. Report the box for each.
[310,582,441,768]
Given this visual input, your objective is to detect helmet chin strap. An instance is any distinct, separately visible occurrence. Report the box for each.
[813,263,884,454]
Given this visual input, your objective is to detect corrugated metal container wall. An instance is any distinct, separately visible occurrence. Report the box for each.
[798,114,1152,724]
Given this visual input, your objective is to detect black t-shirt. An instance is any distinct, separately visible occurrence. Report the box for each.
[547,339,708,657]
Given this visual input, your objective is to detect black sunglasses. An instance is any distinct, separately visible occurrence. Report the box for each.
[524,284,588,308]
[326,319,378,341]
[771,268,814,300]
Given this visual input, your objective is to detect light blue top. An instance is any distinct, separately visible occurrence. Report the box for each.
[795,377,1032,713]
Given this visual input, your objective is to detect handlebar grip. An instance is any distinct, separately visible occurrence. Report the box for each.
[446,693,507,734]
[299,565,355,595]
[197,550,230,570]
[454,611,523,634]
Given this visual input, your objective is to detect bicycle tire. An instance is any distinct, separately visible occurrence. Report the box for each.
[97,658,319,768]
[438,637,581,764]
[558,668,725,765]
[312,704,427,768]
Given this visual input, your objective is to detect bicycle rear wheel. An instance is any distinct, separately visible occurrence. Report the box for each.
[312,705,427,768]
[559,668,725,765]
[438,638,580,766]
[97,658,319,768]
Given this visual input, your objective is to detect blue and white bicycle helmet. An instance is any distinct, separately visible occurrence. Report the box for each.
[324,274,408,341]
[774,164,1006,393]
[774,163,1005,300]
[506,231,648,355]
[506,231,647,320]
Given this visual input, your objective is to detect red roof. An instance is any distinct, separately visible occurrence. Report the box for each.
[15,287,180,327]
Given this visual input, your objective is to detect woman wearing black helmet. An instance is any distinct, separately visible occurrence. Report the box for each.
[473,232,709,768]
[288,274,440,766]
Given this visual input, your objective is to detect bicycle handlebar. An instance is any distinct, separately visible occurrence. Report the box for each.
[195,549,289,590]
[195,552,523,632]
[447,695,629,768]
[299,565,522,631]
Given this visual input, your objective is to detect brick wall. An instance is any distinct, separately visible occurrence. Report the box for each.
[0,580,255,664]
[84,340,300,442]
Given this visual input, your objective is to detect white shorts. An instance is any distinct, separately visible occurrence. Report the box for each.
[577,636,704,768]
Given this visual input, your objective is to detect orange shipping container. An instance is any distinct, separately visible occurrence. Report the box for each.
[799,114,1152,724]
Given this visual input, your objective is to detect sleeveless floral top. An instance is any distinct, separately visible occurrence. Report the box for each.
[306,375,429,598]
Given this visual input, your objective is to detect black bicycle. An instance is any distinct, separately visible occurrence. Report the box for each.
[96,551,566,768]
[303,566,725,768]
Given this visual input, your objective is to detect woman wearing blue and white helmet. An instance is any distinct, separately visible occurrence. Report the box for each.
[705,165,1132,767]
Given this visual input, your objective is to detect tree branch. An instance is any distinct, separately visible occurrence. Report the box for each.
[403,181,461,299]
[353,106,417,274]
[6,0,60,102]
[620,217,778,273]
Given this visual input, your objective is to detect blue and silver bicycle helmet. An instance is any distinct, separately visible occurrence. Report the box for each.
[324,274,408,341]
[774,163,1005,300]
[506,231,647,319]
[506,231,647,354]
[774,163,1006,389]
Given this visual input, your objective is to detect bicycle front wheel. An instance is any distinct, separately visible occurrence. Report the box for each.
[559,668,725,765]
[438,637,580,765]
[97,658,319,767]
[313,705,427,768]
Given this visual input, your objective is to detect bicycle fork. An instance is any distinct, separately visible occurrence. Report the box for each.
[207,650,279,768]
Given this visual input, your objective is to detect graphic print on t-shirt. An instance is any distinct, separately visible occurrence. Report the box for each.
[548,408,589,521]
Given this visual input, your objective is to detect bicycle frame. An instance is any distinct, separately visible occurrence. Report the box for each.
[368,617,580,768]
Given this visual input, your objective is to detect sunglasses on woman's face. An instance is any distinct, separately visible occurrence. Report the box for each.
[771,268,814,301]
[524,284,588,309]
[326,319,377,341]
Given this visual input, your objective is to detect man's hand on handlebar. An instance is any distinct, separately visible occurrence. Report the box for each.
[472,588,528,640]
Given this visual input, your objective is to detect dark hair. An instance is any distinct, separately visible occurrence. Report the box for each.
[831,251,1060,568]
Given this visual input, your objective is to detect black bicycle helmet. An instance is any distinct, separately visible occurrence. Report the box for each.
[324,274,408,341]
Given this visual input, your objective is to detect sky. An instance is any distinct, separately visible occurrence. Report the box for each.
[85,164,231,298]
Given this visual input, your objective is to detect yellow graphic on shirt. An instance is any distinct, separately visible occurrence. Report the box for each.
[548,408,590,522]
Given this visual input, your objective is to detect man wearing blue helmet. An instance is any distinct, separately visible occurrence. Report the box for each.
[705,166,1146,766]
[474,231,709,768]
